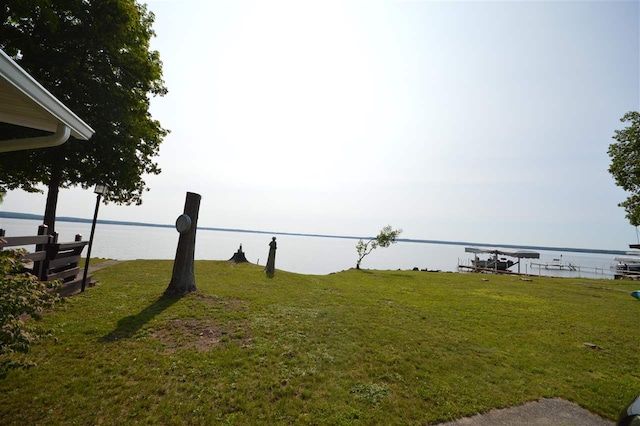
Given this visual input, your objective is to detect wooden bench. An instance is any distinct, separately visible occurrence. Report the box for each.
[1,225,93,296]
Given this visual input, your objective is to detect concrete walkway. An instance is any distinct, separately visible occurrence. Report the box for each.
[87,259,123,273]
[434,398,614,426]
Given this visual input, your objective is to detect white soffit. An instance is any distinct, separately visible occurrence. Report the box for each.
[0,49,94,149]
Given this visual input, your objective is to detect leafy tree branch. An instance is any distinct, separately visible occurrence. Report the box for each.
[0,0,168,234]
[608,111,640,226]
[356,226,403,269]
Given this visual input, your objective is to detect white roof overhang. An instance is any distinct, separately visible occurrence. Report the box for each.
[0,49,94,152]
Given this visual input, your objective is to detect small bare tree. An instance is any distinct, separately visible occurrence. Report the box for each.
[356,226,403,269]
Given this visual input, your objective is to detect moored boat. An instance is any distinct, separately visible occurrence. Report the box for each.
[472,257,514,271]
[614,255,640,274]
[461,247,540,274]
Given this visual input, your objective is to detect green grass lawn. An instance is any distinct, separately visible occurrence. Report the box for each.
[1,260,638,425]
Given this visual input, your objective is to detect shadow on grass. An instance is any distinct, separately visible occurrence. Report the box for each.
[101,295,180,342]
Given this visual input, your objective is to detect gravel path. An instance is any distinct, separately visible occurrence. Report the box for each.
[434,398,614,426]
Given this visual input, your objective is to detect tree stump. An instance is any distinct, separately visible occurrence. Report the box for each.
[165,192,201,295]
[229,244,249,263]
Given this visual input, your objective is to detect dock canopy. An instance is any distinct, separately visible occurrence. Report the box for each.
[614,256,640,263]
[465,247,540,259]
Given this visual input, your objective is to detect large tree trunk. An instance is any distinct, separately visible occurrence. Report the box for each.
[43,164,62,235]
[165,192,201,296]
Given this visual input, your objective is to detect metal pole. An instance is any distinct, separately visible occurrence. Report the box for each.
[81,193,102,292]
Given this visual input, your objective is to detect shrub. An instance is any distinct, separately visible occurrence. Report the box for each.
[0,249,60,378]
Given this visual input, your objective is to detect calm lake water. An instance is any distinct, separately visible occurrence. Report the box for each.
[0,217,618,279]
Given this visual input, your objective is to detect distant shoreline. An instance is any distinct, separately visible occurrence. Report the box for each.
[0,210,627,256]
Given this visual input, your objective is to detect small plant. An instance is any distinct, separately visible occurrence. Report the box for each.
[0,249,60,378]
[350,382,390,405]
[355,225,403,269]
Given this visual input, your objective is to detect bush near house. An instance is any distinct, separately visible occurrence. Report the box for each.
[0,249,60,378]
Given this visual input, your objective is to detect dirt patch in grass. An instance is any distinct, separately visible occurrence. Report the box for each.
[150,319,231,353]
[149,294,252,353]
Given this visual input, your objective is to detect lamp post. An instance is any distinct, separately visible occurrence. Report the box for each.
[81,183,107,292]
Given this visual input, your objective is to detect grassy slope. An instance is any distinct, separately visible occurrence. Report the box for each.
[1,260,638,425]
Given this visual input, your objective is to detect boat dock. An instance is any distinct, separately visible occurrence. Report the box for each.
[613,254,640,279]
[457,263,532,276]
[458,247,540,275]
[530,255,577,271]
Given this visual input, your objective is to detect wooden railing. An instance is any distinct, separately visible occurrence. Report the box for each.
[0,225,92,296]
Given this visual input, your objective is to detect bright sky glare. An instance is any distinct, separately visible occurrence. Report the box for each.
[2,0,639,250]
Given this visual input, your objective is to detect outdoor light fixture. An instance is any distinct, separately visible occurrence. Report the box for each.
[81,183,108,292]
[94,183,108,196]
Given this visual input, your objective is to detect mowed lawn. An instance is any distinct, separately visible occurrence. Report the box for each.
[1,260,638,425]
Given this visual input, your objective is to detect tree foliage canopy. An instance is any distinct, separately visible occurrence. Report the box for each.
[355,225,403,269]
[0,0,168,207]
[608,111,640,226]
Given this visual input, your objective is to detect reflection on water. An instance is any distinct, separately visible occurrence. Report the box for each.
[0,218,616,278]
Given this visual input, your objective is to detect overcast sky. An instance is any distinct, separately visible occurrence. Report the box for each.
[2,0,639,250]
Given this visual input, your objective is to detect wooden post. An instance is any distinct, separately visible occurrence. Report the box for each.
[34,224,49,281]
[265,237,277,277]
[165,192,201,296]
